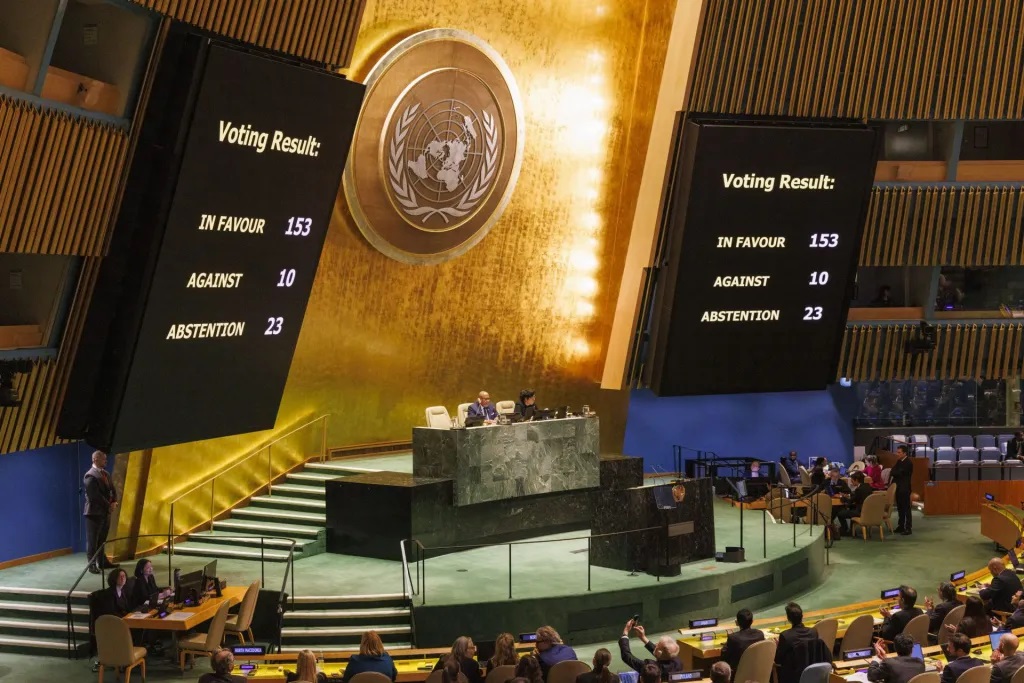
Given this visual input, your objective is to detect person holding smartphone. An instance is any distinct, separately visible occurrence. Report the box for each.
[618,618,682,681]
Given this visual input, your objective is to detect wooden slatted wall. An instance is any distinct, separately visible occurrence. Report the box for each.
[859,187,1024,267]
[688,0,1024,119]
[130,0,366,67]
[837,324,1024,381]
[0,97,128,256]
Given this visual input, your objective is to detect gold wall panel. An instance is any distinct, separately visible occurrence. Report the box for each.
[121,0,678,543]
[859,186,1024,267]
[688,0,1024,119]
[130,0,367,67]
[837,324,1024,381]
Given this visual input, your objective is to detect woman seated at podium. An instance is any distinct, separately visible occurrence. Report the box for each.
[514,390,538,421]
[343,630,397,683]
[131,559,173,608]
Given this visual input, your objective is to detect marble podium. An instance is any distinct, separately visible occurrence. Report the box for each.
[412,417,600,506]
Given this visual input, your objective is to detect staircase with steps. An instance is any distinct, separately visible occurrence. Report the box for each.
[171,461,381,562]
[0,586,90,656]
[281,593,413,652]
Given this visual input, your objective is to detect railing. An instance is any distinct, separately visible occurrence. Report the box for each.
[166,414,329,548]
[65,533,295,657]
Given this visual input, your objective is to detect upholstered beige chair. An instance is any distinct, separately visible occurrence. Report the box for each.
[852,492,888,539]
[484,666,516,683]
[956,666,992,683]
[1010,666,1024,683]
[902,613,930,645]
[224,580,260,643]
[907,673,940,683]
[425,406,452,428]
[178,600,229,670]
[95,615,147,683]
[734,639,776,683]
[812,617,838,653]
[779,467,793,487]
[495,400,515,416]
[457,403,472,427]
[547,660,591,683]
[883,484,898,532]
[937,604,966,645]
[350,674,392,683]
[841,614,875,652]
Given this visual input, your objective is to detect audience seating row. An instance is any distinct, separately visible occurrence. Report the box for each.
[890,434,1017,453]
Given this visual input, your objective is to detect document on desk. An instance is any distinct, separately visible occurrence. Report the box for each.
[126,612,149,619]
[164,611,194,620]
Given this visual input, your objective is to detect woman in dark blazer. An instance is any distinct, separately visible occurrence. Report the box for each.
[94,569,135,617]
[343,631,398,683]
[131,559,171,608]
[577,649,617,683]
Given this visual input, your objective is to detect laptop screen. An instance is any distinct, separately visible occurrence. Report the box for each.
[992,632,1009,652]
[843,648,873,660]
[912,643,923,660]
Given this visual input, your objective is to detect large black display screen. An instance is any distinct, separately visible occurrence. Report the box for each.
[647,119,877,396]
[59,38,364,453]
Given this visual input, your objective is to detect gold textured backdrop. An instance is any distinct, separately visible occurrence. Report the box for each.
[121,0,678,543]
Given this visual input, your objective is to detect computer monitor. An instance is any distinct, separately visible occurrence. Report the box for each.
[175,568,204,604]
[202,559,218,583]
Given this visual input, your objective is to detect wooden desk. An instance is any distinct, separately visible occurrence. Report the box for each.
[924,482,1024,516]
[124,585,246,631]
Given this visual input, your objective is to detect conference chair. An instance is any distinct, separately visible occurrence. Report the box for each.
[764,490,794,524]
[976,435,996,449]
[980,448,1003,481]
[733,639,776,683]
[425,406,452,429]
[931,435,953,449]
[848,461,865,473]
[851,492,888,539]
[95,615,147,683]
[484,665,516,683]
[935,604,965,646]
[999,434,1015,456]
[350,674,392,683]
[812,617,838,653]
[547,660,591,683]
[955,665,992,683]
[958,447,980,481]
[1008,458,1024,481]
[901,613,930,645]
[952,435,975,450]
[880,467,892,484]
[841,614,875,652]
[798,662,833,683]
[178,600,229,670]
[779,466,793,488]
[224,579,260,643]
[457,403,471,427]
[907,673,940,683]
[1010,666,1024,683]
[910,435,929,452]
[883,484,897,533]
[495,400,515,416]
[799,466,812,488]
[890,434,907,451]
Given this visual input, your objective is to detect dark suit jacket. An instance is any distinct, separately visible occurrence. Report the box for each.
[83,467,117,518]
[867,655,926,683]
[1005,607,1024,630]
[131,574,163,608]
[576,672,608,683]
[879,607,924,642]
[928,600,960,634]
[433,656,482,683]
[846,483,874,515]
[618,637,682,680]
[1008,438,1024,461]
[775,625,818,665]
[513,403,537,421]
[991,652,1024,683]
[941,657,985,683]
[981,570,1024,613]
[93,583,137,618]
[721,627,765,672]
[890,457,913,489]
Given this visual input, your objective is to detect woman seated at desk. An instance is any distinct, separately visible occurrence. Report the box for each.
[131,559,173,609]
[285,649,327,683]
[94,568,136,617]
[343,630,398,683]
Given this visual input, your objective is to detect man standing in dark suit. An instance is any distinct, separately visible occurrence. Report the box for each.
[84,451,118,574]
[925,582,961,637]
[990,633,1024,683]
[940,634,985,683]
[980,558,1024,614]
[774,603,817,669]
[867,634,925,683]
[721,609,765,674]
[890,446,914,535]
[879,586,924,642]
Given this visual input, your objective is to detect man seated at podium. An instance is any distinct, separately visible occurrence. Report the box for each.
[514,389,538,421]
[619,619,682,681]
[465,391,498,427]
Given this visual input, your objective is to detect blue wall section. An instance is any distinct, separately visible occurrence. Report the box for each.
[623,385,860,473]
[0,442,90,563]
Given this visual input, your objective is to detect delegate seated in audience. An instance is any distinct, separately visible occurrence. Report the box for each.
[721,608,765,674]
[941,633,986,683]
[1001,591,1024,629]
[534,626,577,679]
[466,392,498,426]
[488,632,520,670]
[94,568,136,618]
[780,451,802,482]
[863,455,885,490]
[809,458,827,491]
[925,581,960,636]
[867,634,924,683]
[990,632,1024,683]
[1007,432,1024,462]
[945,597,991,639]
[879,586,924,642]
[514,656,543,683]
[287,650,326,683]
[835,472,873,536]
[199,649,247,683]
[774,603,818,667]
[824,467,851,497]
[434,637,483,683]
[342,630,397,683]
[709,662,731,683]
[639,664,661,683]
[441,657,467,683]
[514,390,538,422]
[576,648,616,683]
[618,620,682,680]
[980,558,1023,613]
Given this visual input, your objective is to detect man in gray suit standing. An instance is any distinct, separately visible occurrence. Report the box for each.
[990,633,1024,683]
[84,451,118,574]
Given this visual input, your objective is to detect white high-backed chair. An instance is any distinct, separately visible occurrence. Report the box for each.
[457,403,472,427]
[425,406,452,428]
[495,400,515,416]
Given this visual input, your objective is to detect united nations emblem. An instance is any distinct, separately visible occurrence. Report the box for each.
[343,29,525,264]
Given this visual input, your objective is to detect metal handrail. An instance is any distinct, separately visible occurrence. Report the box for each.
[65,533,296,657]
